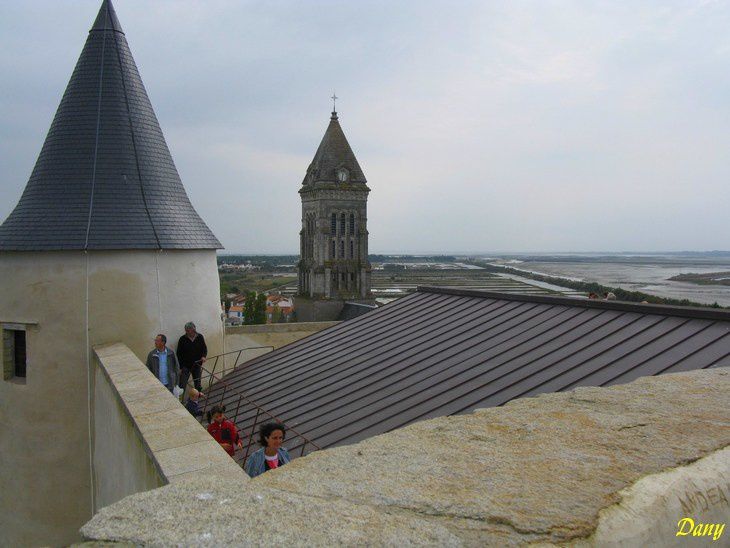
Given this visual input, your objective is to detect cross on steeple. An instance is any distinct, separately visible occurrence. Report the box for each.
[331,92,338,113]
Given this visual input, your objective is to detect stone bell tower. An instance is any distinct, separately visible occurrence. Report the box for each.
[298,108,371,300]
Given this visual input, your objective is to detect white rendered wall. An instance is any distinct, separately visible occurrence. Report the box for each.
[0,249,223,546]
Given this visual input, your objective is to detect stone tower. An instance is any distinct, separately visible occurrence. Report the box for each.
[298,110,371,300]
[0,1,223,544]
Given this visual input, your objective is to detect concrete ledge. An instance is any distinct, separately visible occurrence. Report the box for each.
[225,321,340,334]
[223,321,342,358]
[93,343,247,485]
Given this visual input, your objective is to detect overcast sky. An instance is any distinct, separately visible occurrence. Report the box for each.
[1,1,728,254]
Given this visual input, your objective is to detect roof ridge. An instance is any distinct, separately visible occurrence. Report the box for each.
[417,286,730,321]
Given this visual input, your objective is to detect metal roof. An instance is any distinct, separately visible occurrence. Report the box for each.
[208,287,730,455]
[301,111,367,186]
[0,0,221,251]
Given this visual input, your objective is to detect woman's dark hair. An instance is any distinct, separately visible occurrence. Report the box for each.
[206,404,226,424]
[258,422,286,447]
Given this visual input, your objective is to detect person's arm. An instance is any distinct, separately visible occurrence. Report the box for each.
[171,351,180,387]
[199,334,208,363]
[244,451,260,478]
[145,351,154,373]
[233,424,242,449]
[174,338,181,367]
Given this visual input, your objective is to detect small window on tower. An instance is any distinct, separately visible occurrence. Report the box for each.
[331,240,336,259]
[350,240,354,259]
[3,325,27,382]
[331,213,337,234]
[339,240,345,258]
[340,213,346,235]
[349,213,355,234]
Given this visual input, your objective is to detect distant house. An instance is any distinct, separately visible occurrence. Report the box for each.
[227,305,244,325]
[231,294,247,307]
[227,293,296,323]
[266,294,294,322]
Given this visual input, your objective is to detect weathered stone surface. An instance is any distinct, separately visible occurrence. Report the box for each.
[81,472,460,546]
[580,446,730,547]
[81,369,730,546]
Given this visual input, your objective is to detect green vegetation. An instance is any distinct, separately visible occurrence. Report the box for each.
[219,271,296,298]
[217,255,298,301]
[238,291,267,325]
[218,255,298,270]
[469,261,726,309]
[370,254,456,263]
[669,272,730,286]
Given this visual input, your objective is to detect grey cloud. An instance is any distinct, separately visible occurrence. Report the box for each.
[1,1,728,253]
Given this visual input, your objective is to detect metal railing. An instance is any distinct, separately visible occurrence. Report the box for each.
[192,347,321,469]
[201,346,274,386]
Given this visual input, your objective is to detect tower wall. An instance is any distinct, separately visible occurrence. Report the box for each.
[299,189,371,299]
[0,249,223,546]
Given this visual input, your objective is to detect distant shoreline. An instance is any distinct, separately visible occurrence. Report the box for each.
[469,261,727,310]
[669,272,730,287]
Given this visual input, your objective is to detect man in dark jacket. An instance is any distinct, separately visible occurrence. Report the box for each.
[145,334,180,392]
[177,321,207,393]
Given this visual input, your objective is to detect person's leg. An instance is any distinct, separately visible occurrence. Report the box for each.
[192,362,203,391]
[179,367,191,390]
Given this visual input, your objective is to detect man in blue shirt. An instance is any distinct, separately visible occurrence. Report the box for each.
[145,334,180,392]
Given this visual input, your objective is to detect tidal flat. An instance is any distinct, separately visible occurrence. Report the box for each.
[489,254,730,307]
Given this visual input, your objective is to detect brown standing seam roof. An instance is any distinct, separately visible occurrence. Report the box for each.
[208,287,730,456]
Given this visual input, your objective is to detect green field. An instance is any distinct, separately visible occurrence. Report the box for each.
[219,271,297,298]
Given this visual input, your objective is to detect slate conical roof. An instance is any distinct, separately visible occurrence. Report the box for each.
[0,0,221,250]
[302,111,367,186]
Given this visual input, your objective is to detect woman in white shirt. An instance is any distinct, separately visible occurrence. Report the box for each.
[245,422,291,478]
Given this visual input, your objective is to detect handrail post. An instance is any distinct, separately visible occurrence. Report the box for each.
[242,408,261,469]
[210,356,218,384]
[233,394,242,430]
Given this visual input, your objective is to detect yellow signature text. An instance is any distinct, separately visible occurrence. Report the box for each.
[676,517,725,541]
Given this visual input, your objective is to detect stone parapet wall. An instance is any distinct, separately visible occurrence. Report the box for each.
[224,321,340,360]
[92,343,245,513]
[81,368,729,545]
[226,321,340,335]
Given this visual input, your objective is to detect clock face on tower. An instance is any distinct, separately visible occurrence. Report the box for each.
[337,168,349,182]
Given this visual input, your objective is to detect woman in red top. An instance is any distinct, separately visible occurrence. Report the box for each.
[206,404,242,457]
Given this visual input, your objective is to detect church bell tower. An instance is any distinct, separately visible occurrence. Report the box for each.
[298,107,371,299]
